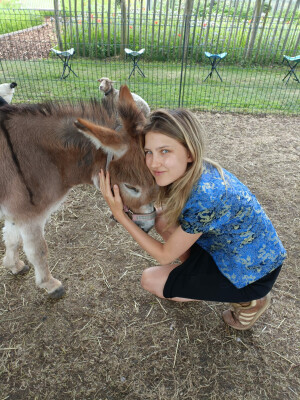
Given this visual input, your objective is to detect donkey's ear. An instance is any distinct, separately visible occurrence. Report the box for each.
[74,118,128,159]
[118,85,146,136]
[119,85,135,105]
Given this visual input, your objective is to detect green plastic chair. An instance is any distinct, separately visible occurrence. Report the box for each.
[204,52,227,82]
[124,48,146,79]
[50,48,78,80]
[282,55,300,84]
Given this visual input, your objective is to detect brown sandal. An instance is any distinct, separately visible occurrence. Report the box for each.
[223,293,271,330]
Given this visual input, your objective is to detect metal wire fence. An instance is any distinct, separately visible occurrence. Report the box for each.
[0,4,299,114]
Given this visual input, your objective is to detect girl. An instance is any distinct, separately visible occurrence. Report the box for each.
[99,109,286,331]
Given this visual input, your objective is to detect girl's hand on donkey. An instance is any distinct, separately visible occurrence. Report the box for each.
[99,170,125,221]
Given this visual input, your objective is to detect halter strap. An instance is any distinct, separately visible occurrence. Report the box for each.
[105,152,114,171]
[123,205,156,222]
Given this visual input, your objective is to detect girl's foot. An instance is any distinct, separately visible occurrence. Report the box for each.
[222,293,271,330]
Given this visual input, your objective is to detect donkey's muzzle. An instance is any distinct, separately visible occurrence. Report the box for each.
[124,206,156,233]
[110,206,156,233]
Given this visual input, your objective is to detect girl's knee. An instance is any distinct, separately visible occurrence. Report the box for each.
[140,267,155,292]
[141,266,166,298]
[141,265,177,299]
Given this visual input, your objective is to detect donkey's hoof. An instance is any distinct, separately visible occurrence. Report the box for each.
[14,265,30,275]
[48,286,66,300]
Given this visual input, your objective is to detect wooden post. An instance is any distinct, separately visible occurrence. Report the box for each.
[54,0,63,50]
[94,0,98,57]
[245,0,262,59]
[88,0,92,54]
[183,0,194,61]
[68,0,73,49]
[74,0,80,55]
[81,0,86,57]
[120,0,127,59]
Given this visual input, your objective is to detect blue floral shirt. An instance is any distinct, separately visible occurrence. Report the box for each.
[179,163,286,288]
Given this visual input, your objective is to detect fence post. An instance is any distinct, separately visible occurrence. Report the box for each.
[178,13,190,108]
[61,0,67,49]
[81,0,86,57]
[54,0,63,51]
[94,0,98,57]
[120,0,127,59]
[246,0,262,59]
[183,0,194,59]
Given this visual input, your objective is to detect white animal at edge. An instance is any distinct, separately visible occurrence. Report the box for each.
[98,77,150,117]
[0,82,17,105]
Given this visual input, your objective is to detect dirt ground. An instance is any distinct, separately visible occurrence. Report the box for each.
[0,19,56,60]
[0,112,299,400]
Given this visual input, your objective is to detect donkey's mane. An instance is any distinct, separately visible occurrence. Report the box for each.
[0,98,117,124]
[0,98,122,152]
[0,95,145,134]
[0,96,146,155]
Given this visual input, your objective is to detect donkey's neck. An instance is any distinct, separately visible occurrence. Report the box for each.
[54,147,107,188]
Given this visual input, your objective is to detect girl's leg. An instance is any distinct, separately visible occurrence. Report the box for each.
[142,229,281,329]
[222,294,271,330]
[141,264,199,302]
[222,266,281,330]
[141,264,273,329]
[146,208,193,301]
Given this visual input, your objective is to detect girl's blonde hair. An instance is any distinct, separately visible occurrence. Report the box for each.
[143,108,223,227]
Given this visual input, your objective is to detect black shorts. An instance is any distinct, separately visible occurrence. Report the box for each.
[163,244,282,303]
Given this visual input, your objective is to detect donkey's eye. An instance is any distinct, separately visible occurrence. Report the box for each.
[124,184,140,194]
[121,183,141,198]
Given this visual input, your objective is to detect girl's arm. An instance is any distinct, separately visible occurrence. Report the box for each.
[99,170,201,265]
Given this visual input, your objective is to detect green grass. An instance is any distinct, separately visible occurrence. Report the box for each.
[1,57,299,114]
[0,10,45,34]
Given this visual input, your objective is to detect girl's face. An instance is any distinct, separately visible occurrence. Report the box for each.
[144,131,193,187]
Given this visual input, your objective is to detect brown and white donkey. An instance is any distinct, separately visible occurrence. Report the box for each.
[0,86,158,298]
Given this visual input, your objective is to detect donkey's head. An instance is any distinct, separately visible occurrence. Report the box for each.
[74,86,158,232]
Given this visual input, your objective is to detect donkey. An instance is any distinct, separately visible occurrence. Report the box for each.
[0,86,158,299]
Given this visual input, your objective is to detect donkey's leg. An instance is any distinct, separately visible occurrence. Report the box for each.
[19,223,65,299]
[2,220,29,275]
